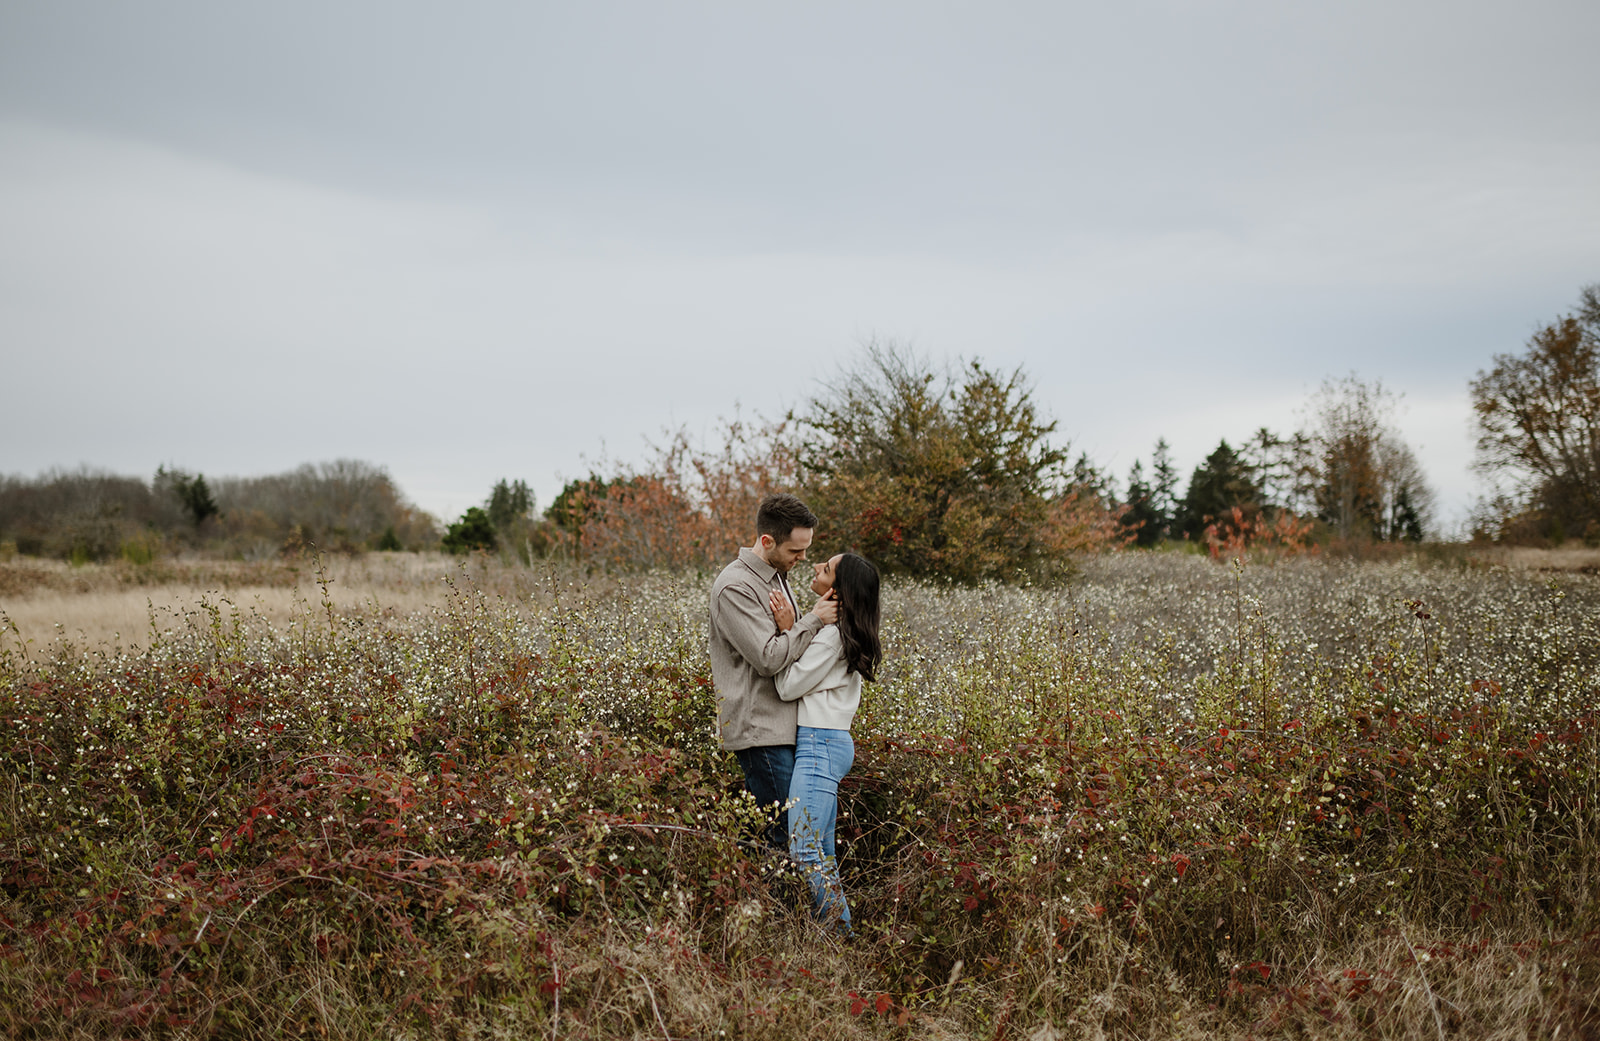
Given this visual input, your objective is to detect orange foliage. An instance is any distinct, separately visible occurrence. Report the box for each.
[1203,506,1317,561]
[565,411,1134,577]
[1041,488,1135,558]
[573,417,802,571]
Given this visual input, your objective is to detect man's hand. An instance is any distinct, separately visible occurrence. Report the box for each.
[811,590,839,626]
[768,588,796,632]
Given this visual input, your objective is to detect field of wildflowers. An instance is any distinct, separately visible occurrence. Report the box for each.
[1,551,1597,1038]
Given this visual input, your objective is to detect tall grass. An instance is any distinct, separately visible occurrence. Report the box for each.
[1,554,1596,1038]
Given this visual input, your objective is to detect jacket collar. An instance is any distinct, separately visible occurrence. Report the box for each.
[738,545,779,583]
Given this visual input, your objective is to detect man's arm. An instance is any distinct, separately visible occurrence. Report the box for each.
[713,582,822,677]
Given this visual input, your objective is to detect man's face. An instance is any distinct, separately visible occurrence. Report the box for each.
[760,527,813,574]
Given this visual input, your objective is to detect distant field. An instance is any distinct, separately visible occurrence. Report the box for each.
[0,553,550,657]
[2,550,1597,1038]
[1477,544,1600,574]
[4,543,1595,655]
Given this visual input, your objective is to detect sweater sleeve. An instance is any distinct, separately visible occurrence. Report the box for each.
[775,627,842,701]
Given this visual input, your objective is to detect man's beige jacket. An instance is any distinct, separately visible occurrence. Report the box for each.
[709,547,823,750]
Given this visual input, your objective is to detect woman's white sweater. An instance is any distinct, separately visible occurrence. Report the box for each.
[774,624,861,730]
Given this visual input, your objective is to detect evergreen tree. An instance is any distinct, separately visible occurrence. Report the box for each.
[1178,440,1260,538]
[1121,459,1163,547]
[1389,485,1424,542]
[157,466,220,528]
[1241,427,1317,514]
[487,479,533,531]
[1070,452,1116,504]
[1150,438,1179,537]
[442,507,497,554]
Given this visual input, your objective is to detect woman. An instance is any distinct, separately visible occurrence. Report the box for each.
[768,551,882,932]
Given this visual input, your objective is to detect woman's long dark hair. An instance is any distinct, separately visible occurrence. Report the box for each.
[833,553,882,682]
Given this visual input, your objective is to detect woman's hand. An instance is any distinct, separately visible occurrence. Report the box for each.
[769,588,796,632]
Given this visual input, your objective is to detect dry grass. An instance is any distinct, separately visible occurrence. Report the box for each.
[1474,544,1600,573]
[1,586,409,659]
[0,552,569,658]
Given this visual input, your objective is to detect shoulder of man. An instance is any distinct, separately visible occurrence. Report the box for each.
[716,550,773,591]
[711,554,757,596]
[709,554,769,627]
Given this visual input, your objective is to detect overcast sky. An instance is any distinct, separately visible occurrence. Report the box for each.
[3,2,1597,534]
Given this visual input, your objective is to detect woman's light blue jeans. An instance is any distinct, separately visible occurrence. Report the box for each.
[788,726,854,930]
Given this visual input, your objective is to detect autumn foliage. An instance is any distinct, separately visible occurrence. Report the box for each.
[1203,505,1318,561]
[1470,285,1600,544]
[551,344,1130,581]
[550,417,804,571]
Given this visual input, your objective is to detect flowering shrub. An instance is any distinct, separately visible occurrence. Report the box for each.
[1,554,1597,1038]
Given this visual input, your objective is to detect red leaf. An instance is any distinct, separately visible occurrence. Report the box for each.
[875,993,892,1015]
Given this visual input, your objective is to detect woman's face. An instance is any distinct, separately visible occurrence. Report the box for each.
[810,553,844,597]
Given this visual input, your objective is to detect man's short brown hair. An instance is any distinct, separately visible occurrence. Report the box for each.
[756,493,818,543]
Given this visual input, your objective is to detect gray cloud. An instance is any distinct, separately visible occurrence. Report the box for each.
[2,2,1597,530]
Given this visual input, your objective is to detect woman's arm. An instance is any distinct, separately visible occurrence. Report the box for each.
[776,627,843,701]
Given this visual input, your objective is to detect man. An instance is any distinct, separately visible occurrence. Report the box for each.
[709,492,839,852]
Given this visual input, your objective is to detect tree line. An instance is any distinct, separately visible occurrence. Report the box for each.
[477,281,1597,578]
[0,460,436,564]
[1111,373,1434,551]
[483,346,1435,581]
[5,283,1594,578]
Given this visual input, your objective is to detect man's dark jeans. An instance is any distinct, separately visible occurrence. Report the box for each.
[733,744,795,853]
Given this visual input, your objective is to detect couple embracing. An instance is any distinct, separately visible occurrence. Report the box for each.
[708,493,882,933]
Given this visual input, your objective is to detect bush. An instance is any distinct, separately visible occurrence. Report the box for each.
[441,506,497,554]
[530,345,1128,579]
[799,343,1116,581]
[544,417,803,570]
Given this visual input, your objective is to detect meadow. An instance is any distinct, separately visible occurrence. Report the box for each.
[1,549,1597,1039]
